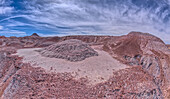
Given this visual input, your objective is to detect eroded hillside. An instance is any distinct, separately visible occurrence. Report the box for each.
[0,32,170,99]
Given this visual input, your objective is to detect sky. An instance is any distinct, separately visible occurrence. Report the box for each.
[0,0,170,43]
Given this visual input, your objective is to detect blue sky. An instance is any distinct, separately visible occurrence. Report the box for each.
[1,0,170,43]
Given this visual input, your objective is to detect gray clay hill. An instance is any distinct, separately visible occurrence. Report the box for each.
[37,39,98,62]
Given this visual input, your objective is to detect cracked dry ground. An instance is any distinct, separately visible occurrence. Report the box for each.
[0,32,170,99]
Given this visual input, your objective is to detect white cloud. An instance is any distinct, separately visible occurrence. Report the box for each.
[0,28,26,37]
[21,1,169,28]
[0,15,28,22]
[0,25,3,30]
[0,7,13,14]
[0,30,26,34]
[0,0,13,15]
[1,0,170,43]
[6,20,31,27]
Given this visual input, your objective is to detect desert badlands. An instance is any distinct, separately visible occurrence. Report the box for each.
[0,32,170,98]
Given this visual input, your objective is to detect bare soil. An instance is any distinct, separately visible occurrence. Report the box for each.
[15,47,128,85]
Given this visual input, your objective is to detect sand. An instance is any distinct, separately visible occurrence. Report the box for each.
[14,48,128,85]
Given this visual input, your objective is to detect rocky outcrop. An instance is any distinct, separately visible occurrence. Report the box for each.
[1,65,162,99]
[102,32,170,98]
[0,47,24,98]
[37,39,98,62]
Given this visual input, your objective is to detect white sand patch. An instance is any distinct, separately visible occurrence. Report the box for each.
[14,48,128,85]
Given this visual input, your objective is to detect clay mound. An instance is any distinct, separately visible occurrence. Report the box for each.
[37,39,98,62]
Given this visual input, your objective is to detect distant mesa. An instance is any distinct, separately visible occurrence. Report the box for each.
[37,39,98,62]
[31,33,40,37]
